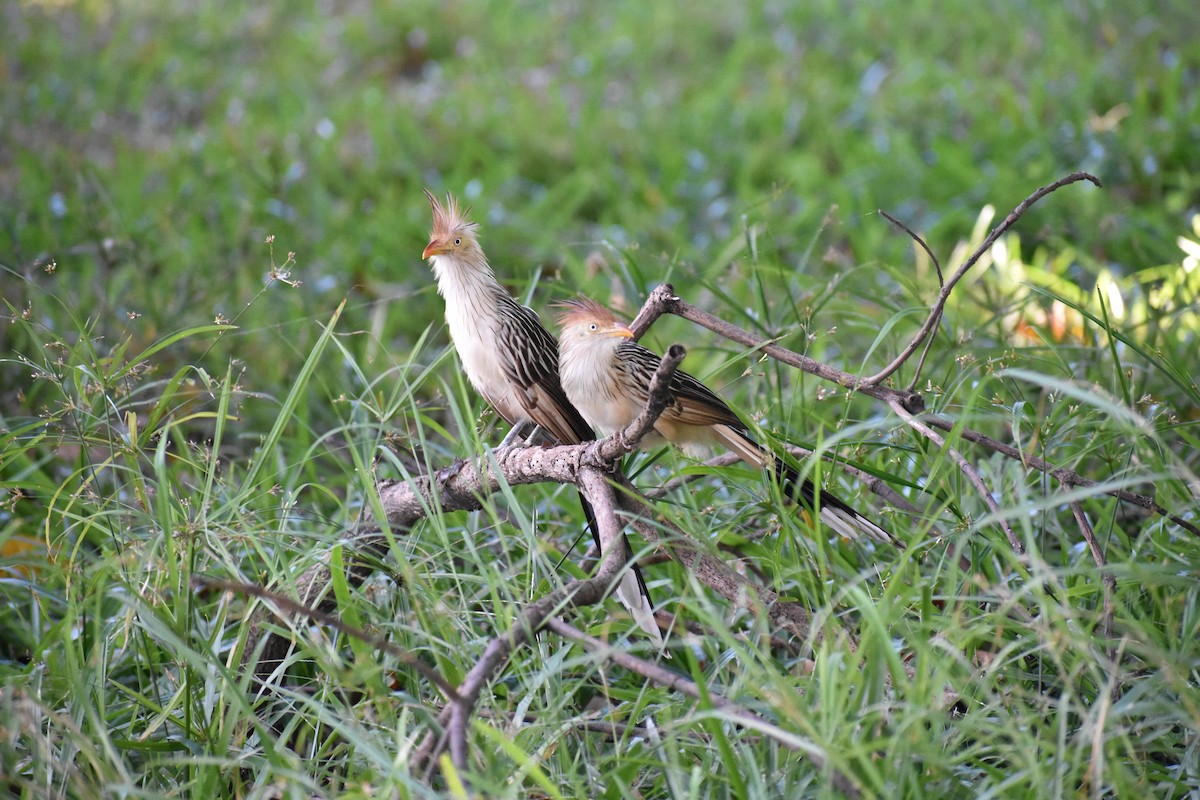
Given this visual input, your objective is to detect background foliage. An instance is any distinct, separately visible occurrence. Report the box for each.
[2,0,1198,797]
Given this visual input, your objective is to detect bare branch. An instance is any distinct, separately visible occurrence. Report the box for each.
[545,617,862,798]
[880,209,943,286]
[628,283,927,413]
[863,171,1101,386]
[417,465,634,772]
[625,283,1190,541]
[880,207,944,392]
[628,283,680,339]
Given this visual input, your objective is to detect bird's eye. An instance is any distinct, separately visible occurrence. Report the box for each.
[588,323,598,331]
[453,237,462,246]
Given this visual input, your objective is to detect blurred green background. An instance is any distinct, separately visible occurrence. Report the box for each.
[4,0,1197,426]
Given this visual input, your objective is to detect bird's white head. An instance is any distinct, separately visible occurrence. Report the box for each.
[555,296,634,345]
[556,297,635,420]
[422,189,482,263]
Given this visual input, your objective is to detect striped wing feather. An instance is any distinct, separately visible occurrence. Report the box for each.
[496,297,595,445]
[617,342,746,430]
[618,338,896,545]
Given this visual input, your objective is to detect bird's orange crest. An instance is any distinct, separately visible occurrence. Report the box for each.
[554,296,622,329]
[423,188,478,241]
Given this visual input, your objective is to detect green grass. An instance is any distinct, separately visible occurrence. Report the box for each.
[3,0,1200,797]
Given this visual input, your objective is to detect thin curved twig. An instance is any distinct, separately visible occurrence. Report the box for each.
[863,171,1101,387]
[878,210,944,390]
[880,209,944,286]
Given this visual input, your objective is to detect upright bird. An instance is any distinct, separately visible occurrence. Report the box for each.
[556,297,897,546]
[420,191,661,642]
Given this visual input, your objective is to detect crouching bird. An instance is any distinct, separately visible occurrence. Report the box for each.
[555,296,898,546]
[421,191,661,643]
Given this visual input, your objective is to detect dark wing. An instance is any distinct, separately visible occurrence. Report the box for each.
[618,339,897,547]
[616,341,748,430]
[495,297,595,445]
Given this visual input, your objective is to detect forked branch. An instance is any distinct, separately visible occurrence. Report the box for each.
[626,172,1190,553]
[864,171,1101,386]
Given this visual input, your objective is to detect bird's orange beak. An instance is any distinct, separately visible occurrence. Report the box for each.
[422,239,445,260]
[608,324,634,339]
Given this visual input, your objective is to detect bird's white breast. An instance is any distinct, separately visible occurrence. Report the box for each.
[432,255,521,418]
[559,335,638,436]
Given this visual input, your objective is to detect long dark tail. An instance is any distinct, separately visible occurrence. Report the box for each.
[774,459,900,548]
[578,491,663,643]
